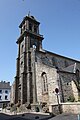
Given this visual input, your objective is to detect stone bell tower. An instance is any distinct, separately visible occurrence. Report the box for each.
[15,14,44,105]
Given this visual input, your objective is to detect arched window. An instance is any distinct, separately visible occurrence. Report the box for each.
[29,23,32,31]
[41,72,48,93]
[21,61,23,68]
[34,25,37,33]
[21,44,24,54]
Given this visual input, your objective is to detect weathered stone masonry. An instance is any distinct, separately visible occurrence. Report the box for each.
[14,14,80,112]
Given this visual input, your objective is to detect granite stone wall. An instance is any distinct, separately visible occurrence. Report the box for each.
[36,51,80,104]
[59,72,78,102]
[50,102,80,114]
[35,61,59,105]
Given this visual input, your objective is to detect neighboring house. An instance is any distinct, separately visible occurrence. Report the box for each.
[0,81,11,108]
[13,14,80,112]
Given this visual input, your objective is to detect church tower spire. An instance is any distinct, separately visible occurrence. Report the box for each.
[15,14,44,105]
[17,14,44,50]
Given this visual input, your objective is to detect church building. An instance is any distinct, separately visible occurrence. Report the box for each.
[14,14,80,112]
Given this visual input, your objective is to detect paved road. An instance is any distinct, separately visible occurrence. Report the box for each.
[0,113,52,120]
[0,113,11,120]
[6,117,29,120]
[49,113,78,120]
[0,112,79,120]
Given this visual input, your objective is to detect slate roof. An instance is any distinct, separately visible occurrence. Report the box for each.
[0,81,11,89]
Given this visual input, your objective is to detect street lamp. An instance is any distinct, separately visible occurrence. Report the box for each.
[55,88,61,114]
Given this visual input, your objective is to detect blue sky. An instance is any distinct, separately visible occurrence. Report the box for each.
[0,0,80,84]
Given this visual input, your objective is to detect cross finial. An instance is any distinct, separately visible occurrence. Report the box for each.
[28,11,30,16]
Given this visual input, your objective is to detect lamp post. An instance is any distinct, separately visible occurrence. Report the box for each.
[55,88,61,114]
[78,114,80,120]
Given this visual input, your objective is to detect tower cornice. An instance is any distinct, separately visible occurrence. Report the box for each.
[16,30,44,44]
[19,15,40,28]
